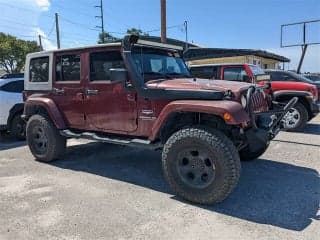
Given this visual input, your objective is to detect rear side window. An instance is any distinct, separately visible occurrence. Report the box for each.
[0,80,24,93]
[56,54,81,81]
[223,67,248,81]
[29,57,49,82]
[90,51,124,81]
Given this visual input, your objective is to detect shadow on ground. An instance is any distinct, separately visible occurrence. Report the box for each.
[301,123,320,135]
[49,142,320,232]
[0,132,26,151]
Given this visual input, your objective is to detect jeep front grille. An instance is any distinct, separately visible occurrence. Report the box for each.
[251,91,269,113]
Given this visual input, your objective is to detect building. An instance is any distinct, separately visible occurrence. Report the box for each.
[184,47,290,69]
[136,36,290,70]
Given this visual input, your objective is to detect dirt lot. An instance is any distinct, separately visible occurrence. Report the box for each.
[0,116,319,240]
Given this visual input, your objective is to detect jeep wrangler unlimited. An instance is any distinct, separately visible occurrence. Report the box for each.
[23,35,296,204]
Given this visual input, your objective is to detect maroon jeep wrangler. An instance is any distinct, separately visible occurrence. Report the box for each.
[23,36,296,204]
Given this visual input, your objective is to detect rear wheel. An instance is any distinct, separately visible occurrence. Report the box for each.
[282,102,308,132]
[162,127,241,205]
[26,114,66,162]
[10,114,26,140]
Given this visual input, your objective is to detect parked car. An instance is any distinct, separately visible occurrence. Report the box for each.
[23,35,295,205]
[0,73,24,79]
[265,69,320,97]
[190,64,320,131]
[303,73,320,83]
[0,77,26,139]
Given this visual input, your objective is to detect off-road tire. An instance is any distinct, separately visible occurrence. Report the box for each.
[239,143,269,161]
[162,127,241,205]
[26,114,66,162]
[10,114,26,140]
[283,102,308,132]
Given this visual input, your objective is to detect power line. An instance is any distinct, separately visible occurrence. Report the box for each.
[59,16,100,32]
[47,19,56,37]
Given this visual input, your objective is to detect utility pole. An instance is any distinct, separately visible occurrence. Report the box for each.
[95,0,105,43]
[55,13,61,49]
[160,0,166,43]
[184,20,188,51]
[38,34,43,51]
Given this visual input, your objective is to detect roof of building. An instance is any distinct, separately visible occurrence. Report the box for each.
[184,47,290,62]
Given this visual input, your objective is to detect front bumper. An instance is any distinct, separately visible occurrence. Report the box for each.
[243,86,298,153]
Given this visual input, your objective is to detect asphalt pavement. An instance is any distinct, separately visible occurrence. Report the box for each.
[0,116,319,240]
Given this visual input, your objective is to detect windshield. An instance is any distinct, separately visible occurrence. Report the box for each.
[249,65,265,75]
[287,71,315,84]
[304,75,320,82]
[132,48,191,82]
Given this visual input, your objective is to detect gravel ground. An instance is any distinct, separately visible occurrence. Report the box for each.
[0,116,319,240]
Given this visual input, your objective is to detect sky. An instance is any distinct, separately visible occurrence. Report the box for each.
[1,0,320,72]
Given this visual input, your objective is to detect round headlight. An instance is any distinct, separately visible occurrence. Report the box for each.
[241,95,247,108]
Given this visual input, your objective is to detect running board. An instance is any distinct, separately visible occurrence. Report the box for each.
[60,129,161,150]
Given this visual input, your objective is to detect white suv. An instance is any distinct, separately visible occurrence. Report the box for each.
[0,77,26,139]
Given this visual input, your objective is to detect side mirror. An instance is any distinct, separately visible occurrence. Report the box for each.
[110,68,128,83]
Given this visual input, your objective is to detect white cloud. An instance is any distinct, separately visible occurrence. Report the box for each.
[268,45,320,73]
[26,0,50,11]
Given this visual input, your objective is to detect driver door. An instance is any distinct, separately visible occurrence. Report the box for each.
[84,49,137,133]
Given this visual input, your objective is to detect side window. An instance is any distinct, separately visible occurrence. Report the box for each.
[270,72,287,81]
[0,80,24,93]
[29,57,49,82]
[56,54,81,81]
[223,67,248,81]
[190,67,214,79]
[90,51,124,81]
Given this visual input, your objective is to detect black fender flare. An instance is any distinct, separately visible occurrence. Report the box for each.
[7,103,24,130]
[273,90,313,100]
[273,90,313,119]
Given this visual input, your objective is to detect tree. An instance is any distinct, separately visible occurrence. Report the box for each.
[0,33,40,74]
[126,28,149,36]
[98,32,118,44]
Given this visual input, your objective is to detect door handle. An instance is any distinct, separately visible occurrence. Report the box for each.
[53,88,65,94]
[86,89,99,95]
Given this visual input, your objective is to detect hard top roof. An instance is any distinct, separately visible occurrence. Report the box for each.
[26,36,183,58]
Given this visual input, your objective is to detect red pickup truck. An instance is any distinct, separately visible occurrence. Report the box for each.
[190,63,320,131]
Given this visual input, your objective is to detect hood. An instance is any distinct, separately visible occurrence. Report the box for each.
[146,78,252,94]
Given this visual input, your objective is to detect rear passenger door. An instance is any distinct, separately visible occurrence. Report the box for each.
[51,52,86,128]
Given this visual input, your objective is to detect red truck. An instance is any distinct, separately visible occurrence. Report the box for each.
[190,63,319,131]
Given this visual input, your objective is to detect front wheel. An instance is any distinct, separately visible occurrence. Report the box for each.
[162,128,241,205]
[26,114,66,162]
[282,102,308,132]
